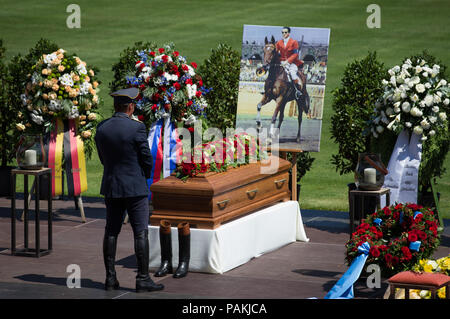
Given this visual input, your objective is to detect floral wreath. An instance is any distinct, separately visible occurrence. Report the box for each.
[18,48,101,157]
[370,57,449,142]
[346,203,441,277]
[126,43,210,127]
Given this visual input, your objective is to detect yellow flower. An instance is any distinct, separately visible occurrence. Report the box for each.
[16,123,26,131]
[410,290,421,299]
[438,287,446,299]
[88,113,97,121]
[423,264,433,273]
[81,130,92,138]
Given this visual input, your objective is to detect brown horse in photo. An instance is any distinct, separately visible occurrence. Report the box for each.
[255,36,309,143]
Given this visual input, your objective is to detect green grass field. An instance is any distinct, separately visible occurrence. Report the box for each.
[1,0,449,217]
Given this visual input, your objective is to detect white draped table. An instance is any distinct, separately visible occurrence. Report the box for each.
[148,201,309,274]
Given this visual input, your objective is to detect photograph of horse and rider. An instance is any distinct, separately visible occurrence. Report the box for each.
[236,25,330,152]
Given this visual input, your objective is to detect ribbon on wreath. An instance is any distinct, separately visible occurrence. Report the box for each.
[324,242,371,299]
[147,115,182,199]
[64,119,88,196]
[47,118,64,197]
[381,129,422,207]
[47,118,88,197]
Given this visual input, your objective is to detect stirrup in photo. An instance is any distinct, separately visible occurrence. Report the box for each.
[295,90,303,99]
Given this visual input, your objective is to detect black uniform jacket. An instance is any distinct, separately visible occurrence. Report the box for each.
[95,112,152,198]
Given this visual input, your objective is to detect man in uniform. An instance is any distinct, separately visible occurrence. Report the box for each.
[95,87,164,293]
[275,26,304,98]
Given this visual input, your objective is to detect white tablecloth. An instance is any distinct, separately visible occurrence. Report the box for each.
[148,201,309,274]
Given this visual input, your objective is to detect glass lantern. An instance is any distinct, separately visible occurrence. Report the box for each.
[355,153,387,191]
[16,134,46,170]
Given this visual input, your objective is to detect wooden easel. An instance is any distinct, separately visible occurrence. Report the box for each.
[278,148,303,201]
[20,170,86,223]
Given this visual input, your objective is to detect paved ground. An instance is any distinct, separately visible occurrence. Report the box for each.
[0,194,448,302]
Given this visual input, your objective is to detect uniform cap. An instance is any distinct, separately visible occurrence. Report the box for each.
[110,87,139,104]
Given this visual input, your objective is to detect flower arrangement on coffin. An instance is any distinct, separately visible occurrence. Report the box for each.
[18,48,101,158]
[175,133,267,181]
[370,58,449,141]
[126,43,210,129]
[392,255,450,299]
[346,203,442,278]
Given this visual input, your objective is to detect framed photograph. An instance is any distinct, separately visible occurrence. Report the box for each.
[236,24,331,152]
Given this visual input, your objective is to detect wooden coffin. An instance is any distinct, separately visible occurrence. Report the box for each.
[150,155,291,229]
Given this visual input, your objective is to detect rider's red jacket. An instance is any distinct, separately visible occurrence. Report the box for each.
[276,38,303,67]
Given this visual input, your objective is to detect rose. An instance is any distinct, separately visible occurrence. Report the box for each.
[408,231,418,242]
[420,119,430,130]
[88,113,97,121]
[369,246,381,258]
[401,101,411,113]
[81,130,91,138]
[415,83,425,93]
[401,246,412,261]
[413,126,423,135]
[424,94,434,106]
[16,123,26,131]
[410,107,422,117]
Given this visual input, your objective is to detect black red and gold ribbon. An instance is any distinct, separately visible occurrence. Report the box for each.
[47,118,87,197]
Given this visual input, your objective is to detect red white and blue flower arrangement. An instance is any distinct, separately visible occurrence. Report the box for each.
[126,44,210,127]
[345,203,442,277]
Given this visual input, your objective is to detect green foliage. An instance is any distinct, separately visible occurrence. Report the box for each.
[198,43,240,133]
[330,52,386,175]
[0,39,15,167]
[109,40,156,94]
[287,152,315,184]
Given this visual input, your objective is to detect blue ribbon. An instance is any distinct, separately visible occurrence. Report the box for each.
[374,218,382,226]
[409,241,421,252]
[413,211,423,219]
[168,121,179,172]
[399,212,404,224]
[324,242,370,299]
[147,118,164,199]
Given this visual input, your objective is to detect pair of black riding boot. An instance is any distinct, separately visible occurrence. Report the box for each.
[154,220,190,279]
[103,229,164,293]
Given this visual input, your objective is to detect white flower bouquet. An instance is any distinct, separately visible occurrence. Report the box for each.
[370,58,450,141]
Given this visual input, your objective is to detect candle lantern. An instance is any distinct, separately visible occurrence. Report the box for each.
[355,153,387,191]
[16,134,46,170]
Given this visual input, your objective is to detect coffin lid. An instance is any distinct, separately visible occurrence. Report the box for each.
[150,155,291,196]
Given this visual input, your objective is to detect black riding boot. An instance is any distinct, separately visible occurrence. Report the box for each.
[154,220,173,277]
[173,222,190,279]
[134,229,164,293]
[103,234,120,291]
